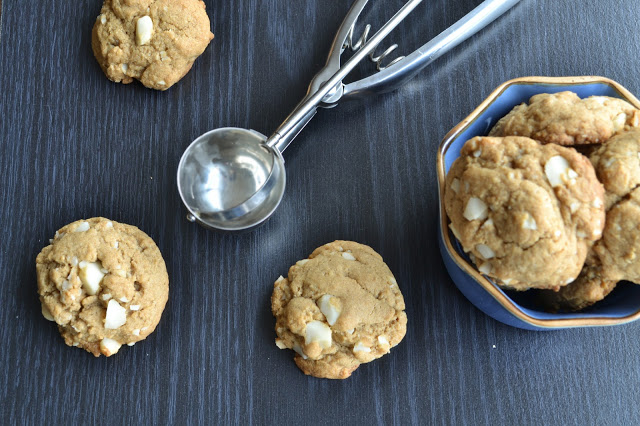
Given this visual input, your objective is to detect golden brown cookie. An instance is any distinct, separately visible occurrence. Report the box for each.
[36,218,169,357]
[537,257,617,312]
[589,130,640,283]
[489,92,640,145]
[444,136,605,291]
[92,0,214,90]
[271,241,407,379]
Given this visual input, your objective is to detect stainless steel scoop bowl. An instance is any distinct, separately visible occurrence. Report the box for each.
[177,128,285,231]
[177,0,521,231]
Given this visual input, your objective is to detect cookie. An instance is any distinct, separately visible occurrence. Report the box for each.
[489,92,640,145]
[271,241,407,379]
[589,130,640,283]
[36,218,169,357]
[92,0,214,90]
[537,257,617,312]
[444,136,605,291]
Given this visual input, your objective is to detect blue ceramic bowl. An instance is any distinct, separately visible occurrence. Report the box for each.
[437,76,640,330]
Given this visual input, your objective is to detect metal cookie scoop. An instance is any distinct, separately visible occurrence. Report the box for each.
[177,0,521,232]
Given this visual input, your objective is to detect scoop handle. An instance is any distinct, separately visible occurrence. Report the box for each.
[341,0,522,100]
[266,0,424,153]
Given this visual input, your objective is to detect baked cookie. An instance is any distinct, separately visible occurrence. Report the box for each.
[589,130,640,283]
[36,218,169,357]
[444,136,605,291]
[537,257,617,312]
[489,91,640,145]
[271,241,407,379]
[92,0,214,90]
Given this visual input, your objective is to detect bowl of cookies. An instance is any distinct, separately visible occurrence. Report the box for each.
[437,76,640,330]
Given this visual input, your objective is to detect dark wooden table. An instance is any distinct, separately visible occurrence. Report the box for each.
[2,0,640,424]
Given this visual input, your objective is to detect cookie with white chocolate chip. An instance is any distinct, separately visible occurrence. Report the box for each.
[271,241,407,379]
[588,129,640,283]
[36,218,169,357]
[489,92,640,145]
[444,136,605,291]
[91,0,214,90]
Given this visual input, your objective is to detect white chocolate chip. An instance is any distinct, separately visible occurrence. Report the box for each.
[389,276,397,287]
[554,230,562,238]
[613,113,627,131]
[449,223,462,240]
[101,293,112,301]
[576,231,587,238]
[132,329,140,337]
[502,278,512,285]
[522,214,537,231]
[275,339,287,349]
[74,221,90,232]
[342,252,356,261]
[476,244,495,260]
[296,259,309,266]
[478,262,492,275]
[377,336,389,346]
[293,344,308,359]
[104,300,127,329]
[157,80,166,86]
[100,338,122,356]
[570,202,580,213]
[346,329,355,334]
[61,280,71,292]
[451,178,461,193]
[79,261,105,295]
[114,269,127,277]
[304,321,332,349]
[593,198,603,208]
[473,149,482,158]
[129,305,140,311]
[121,63,128,73]
[317,295,342,326]
[463,197,488,221]
[41,305,54,321]
[127,342,136,347]
[71,257,78,267]
[545,156,574,187]
[136,16,153,45]
[353,342,371,353]
[482,218,494,228]
[119,297,129,303]
[99,14,106,25]
[105,221,113,228]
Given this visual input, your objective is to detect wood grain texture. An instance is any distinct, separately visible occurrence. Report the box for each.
[2,0,640,424]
